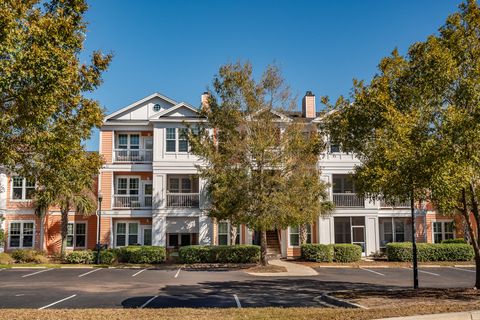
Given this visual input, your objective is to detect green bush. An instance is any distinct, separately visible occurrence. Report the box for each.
[117,246,166,264]
[179,245,260,264]
[64,250,95,264]
[94,249,119,265]
[333,244,362,262]
[301,244,334,262]
[0,252,14,265]
[387,242,474,261]
[10,249,48,263]
[442,238,467,244]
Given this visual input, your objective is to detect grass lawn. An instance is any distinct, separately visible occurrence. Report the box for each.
[0,305,479,320]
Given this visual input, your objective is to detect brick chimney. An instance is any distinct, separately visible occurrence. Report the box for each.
[302,91,316,118]
[201,92,210,111]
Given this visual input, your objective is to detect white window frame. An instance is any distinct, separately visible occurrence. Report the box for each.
[114,221,140,247]
[116,132,141,150]
[165,127,190,154]
[288,224,312,247]
[66,222,87,249]
[216,221,243,246]
[10,176,35,201]
[115,176,140,195]
[8,221,35,249]
[432,221,454,243]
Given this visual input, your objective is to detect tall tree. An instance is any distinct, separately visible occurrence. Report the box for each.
[323,0,480,288]
[0,0,111,185]
[190,62,332,266]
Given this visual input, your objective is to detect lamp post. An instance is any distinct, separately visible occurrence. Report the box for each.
[410,193,419,290]
[96,192,103,265]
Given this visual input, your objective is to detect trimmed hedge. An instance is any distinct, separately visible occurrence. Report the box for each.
[333,244,362,262]
[442,238,467,244]
[117,246,166,264]
[301,244,334,262]
[179,245,260,264]
[386,242,474,262]
[64,250,95,264]
[301,244,362,263]
[10,249,49,263]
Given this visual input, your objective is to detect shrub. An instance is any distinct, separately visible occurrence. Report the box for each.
[93,249,119,265]
[301,244,334,262]
[64,250,95,264]
[442,238,467,244]
[387,242,474,261]
[10,249,48,263]
[117,246,166,264]
[333,244,362,262]
[179,245,260,264]
[0,252,14,265]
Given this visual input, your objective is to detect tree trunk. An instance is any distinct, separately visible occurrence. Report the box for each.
[260,230,268,266]
[463,187,480,289]
[60,201,70,259]
[230,224,238,245]
[299,224,307,245]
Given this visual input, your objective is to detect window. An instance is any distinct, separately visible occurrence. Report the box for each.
[117,133,140,150]
[153,103,162,112]
[9,222,34,248]
[330,142,341,153]
[433,221,454,243]
[332,174,355,193]
[11,177,35,200]
[115,222,139,247]
[67,223,86,248]
[289,225,312,247]
[168,177,193,193]
[218,222,228,245]
[167,233,193,247]
[115,177,139,195]
[334,217,351,243]
[165,128,190,153]
[143,228,152,246]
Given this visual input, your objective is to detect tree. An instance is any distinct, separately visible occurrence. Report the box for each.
[0,0,111,186]
[34,148,102,258]
[190,62,332,265]
[323,0,480,288]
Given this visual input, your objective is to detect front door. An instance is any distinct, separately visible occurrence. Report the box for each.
[141,226,152,246]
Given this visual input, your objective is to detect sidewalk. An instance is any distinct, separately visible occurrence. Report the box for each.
[247,259,318,276]
[377,310,480,320]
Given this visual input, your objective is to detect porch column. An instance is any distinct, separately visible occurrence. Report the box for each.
[152,214,166,246]
[198,214,213,245]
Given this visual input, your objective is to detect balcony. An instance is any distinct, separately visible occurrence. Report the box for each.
[166,193,199,208]
[333,193,364,208]
[113,149,153,163]
[379,199,410,208]
[113,195,152,208]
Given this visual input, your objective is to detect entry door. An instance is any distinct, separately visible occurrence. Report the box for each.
[352,226,366,254]
[141,226,152,246]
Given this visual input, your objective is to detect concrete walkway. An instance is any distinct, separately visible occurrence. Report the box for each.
[377,310,480,320]
[247,259,318,277]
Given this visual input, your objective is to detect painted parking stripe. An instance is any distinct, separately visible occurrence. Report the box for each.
[78,268,101,278]
[402,267,440,276]
[450,266,476,273]
[22,269,53,278]
[38,294,77,310]
[140,295,158,309]
[132,269,147,277]
[233,294,241,308]
[359,267,385,276]
[174,267,182,278]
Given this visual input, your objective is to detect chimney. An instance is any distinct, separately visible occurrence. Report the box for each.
[302,91,316,118]
[201,92,210,111]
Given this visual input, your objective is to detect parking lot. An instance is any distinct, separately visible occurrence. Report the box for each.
[0,265,476,309]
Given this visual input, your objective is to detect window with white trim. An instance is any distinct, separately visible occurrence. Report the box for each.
[115,222,139,247]
[117,133,140,150]
[289,225,312,246]
[9,222,34,248]
[67,222,87,248]
[433,221,454,243]
[115,177,139,195]
[165,128,190,153]
[12,177,35,200]
[218,222,228,245]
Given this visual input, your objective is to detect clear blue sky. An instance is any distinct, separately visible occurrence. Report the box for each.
[82,0,460,151]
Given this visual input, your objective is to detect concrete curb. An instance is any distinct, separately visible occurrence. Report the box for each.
[320,292,368,309]
[376,310,480,320]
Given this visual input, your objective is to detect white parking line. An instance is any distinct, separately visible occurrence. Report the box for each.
[78,268,101,278]
[140,295,158,309]
[233,294,241,308]
[22,269,53,278]
[38,294,77,310]
[174,267,182,278]
[402,267,440,276]
[450,266,476,273]
[132,269,147,277]
[360,267,385,276]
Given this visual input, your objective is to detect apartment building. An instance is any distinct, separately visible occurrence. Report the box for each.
[0,91,461,257]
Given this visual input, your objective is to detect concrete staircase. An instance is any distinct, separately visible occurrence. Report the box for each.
[266,230,281,257]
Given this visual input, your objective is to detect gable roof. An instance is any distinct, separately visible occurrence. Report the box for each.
[149,102,200,119]
[104,92,178,121]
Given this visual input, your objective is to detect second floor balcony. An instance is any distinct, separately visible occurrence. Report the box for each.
[113,195,152,208]
[166,175,200,208]
[113,149,153,163]
[333,193,365,208]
